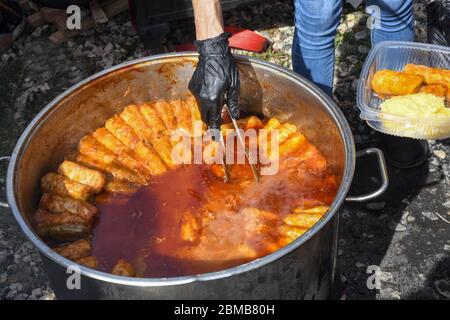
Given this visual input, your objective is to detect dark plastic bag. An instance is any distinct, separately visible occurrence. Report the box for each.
[427,0,450,46]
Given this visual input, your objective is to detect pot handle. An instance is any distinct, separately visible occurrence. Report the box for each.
[345,148,388,202]
[0,156,11,208]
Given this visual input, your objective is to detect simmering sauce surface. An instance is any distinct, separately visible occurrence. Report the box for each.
[93,154,338,277]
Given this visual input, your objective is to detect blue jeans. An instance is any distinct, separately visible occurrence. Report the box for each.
[292,0,414,96]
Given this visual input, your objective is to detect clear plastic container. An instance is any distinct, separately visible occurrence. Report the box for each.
[357,41,450,140]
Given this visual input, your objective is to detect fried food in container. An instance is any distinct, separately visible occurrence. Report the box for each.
[403,64,450,87]
[283,212,323,229]
[78,135,117,165]
[221,116,264,134]
[294,205,329,215]
[120,104,175,168]
[75,153,147,186]
[52,238,92,261]
[172,99,193,133]
[105,116,140,150]
[150,99,178,133]
[92,128,130,155]
[278,132,307,158]
[184,96,206,136]
[84,133,148,179]
[278,225,307,246]
[133,141,167,176]
[266,123,299,158]
[263,118,282,130]
[119,105,156,141]
[371,70,423,96]
[139,103,170,139]
[258,117,281,155]
[58,160,106,193]
[40,193,98,221]
[104,116,167,176]
[419,84,447,98]
[35,209,91,240]
[41,173,93,201]
[104,179,138,194]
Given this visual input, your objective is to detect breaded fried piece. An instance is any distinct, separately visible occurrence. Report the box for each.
[111,259,136,277]
[172,99,193,133]
[79,135,117,164]
[242,116,264,130]
[139,103,170,139]
[185,96,201,120]
[419,84,447,98]
[283,212,323,229]
[120,105,175,168]
[92,128,129,155]
[104,179,138,194]
[105,115,140,150]
[371,70,423,96]
[151,99,178,133]
[35,209,91,241]
[264,118,282,130]
[278,225,307,246]
[75,153,147,186]
[104,116,167,176]
[150,136,177,169]
[40,193,98,221]
[86,132,148,179]
[41,173,93,201]
[119,105,156,142]
[133,141,167,176]
[184,97,206,137]
[221,116,264,136]
[258,118,282,156]
[266,122,299,158]
[232,116,264,130]
[76,256,99,269]
[278,132,307,158]
[58,160,106,193]
[52,238,92,261]
[404,64,450,87]
[293,205,330,215]
[277,123,298,142]
[74,153,109,171]
[180,211,201,243]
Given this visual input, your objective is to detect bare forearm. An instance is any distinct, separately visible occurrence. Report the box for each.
[192,0,224,40]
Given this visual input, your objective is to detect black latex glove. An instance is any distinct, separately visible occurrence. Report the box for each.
[189,32,240,137]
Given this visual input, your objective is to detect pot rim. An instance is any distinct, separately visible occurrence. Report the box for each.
[6,52,355,286]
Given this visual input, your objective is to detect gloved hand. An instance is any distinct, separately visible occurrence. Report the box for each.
[189,32,240,138]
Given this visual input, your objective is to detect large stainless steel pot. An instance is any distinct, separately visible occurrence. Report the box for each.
[0,53,388,299]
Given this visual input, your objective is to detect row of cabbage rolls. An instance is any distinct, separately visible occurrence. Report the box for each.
[35,97,333,276]
[36,97,204,276]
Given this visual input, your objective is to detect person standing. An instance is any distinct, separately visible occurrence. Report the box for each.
[188,0,415,129]
[188,0,431,169]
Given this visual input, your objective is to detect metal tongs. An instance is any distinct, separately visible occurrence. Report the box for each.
[220,107,260,183]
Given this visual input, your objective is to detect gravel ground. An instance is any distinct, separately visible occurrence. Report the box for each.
[0,0,449,300]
